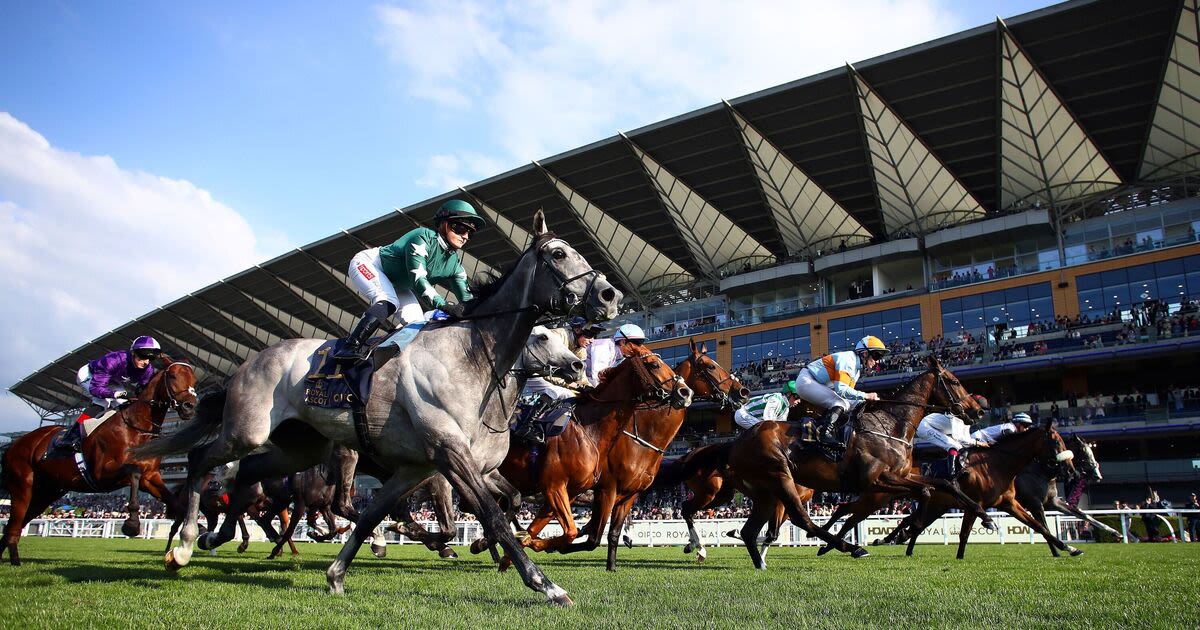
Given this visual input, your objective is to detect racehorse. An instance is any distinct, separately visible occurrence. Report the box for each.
[1,359,197,565]
[133,212,619,606]
[650,440,812,565]
[1016,433,1121,543]
[727,355,991,569]
[498,342,691,570]
[164,468,301,557]
[869,419,1081,559]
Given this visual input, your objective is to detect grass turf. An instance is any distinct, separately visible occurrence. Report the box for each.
[0,538,1197,629]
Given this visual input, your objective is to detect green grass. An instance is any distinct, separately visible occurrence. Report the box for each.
[1,538,1197,629]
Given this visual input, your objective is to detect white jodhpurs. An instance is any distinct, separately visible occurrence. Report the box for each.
[348,247,423,324]
[794,370,850,413]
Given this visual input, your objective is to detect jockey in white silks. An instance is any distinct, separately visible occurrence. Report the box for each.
[734,381,802,430]
[792,335,887,447]
[915,412,986,478]
[583,323,645,386]
[970,412,1035,444]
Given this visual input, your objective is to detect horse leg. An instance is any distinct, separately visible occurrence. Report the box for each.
[4,483,60,566]
[332,447,360,520]
[328,469,428,596]
[436,443,570,606]
[122,467,143,537]
[209,441,328,551]
[605,494,638,572]
[474,471,521,561]
[956,511,977,560]
[1051,496,1121,539]
[269,497,302,559]
[761,501,787,561]
[561,484,619,555]
[1,469,35,565]
[740,499,773,570]
[814,499,861,556]
[775,475,866,557]
[526,483,578,553]
[1024,498,1058,557]
[1003,498,1077,557]
[236,516,251,553]
[906,473,994,531]
[428,474,459,559]
[281,509,301,555]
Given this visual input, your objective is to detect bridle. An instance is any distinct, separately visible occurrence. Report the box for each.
[588,350,686,408]
[128,362,197,434]
[684,353,740,409]
[508,335,569,379]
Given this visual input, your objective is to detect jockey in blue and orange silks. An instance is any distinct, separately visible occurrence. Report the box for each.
[792,335,888,447]
[59,335,162,451]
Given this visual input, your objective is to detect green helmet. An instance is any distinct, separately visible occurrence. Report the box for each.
[782,380,797,396]
[434,199,487,231]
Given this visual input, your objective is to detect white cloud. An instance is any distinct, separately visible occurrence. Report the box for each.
[375,0,965,187]
[0,112,286,432]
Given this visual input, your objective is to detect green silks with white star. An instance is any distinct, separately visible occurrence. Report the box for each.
[378,227,471,309]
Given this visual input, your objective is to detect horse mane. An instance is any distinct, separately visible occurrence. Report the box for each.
[460,231,559,312]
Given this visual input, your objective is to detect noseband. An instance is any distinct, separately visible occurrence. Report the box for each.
[538,239,606,320]
[685,354,738,409]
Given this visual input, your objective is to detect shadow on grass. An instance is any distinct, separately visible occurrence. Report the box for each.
[48,562,293,589]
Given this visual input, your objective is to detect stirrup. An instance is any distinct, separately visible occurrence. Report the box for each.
[332,343,369,364]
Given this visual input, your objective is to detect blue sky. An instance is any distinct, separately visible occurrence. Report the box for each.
[0,0,1057,432]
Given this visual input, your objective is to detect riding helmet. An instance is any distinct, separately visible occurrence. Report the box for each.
[434,199,487,232]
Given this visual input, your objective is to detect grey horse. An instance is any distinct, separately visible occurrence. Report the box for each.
[1015,433,1122,547]
[134,211,620,606]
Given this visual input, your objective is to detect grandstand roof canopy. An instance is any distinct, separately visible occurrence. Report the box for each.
[13,0,1198,415]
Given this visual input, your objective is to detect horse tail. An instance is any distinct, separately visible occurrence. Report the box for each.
[131,389,227,460]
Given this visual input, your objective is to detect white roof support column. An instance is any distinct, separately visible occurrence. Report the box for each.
[1141,0,1200,180]
[997,19,1122,209]
[622,133,772,280]
[536,161,694,307]
[850,66,985,236]
[726,101,873,255]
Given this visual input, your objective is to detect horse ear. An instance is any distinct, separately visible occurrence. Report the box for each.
[532,209,548,236]
[926,354,940,370]
[688,337,696,353]
[699,341,708,355]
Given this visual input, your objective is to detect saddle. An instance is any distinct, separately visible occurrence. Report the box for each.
[511,394,576,444]
[788,416,851,462]
[44,409,120,459]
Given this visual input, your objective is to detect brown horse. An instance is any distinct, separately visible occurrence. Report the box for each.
[727,355,990,569]
[876,420,1082,559]
[164,469,301,557]
[498,341,694,570]
[1,359,197,565]
[651,440,812,564]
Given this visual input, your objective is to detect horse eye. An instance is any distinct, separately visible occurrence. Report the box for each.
[538,334,549,341]
[552,249,567,260]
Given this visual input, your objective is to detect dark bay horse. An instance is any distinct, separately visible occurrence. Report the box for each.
[651,440,813,564]
[1016,434,1121,543]
[1,359,197,565]
[871,420,1081,559]
[499,342,691,570]
[727,356,990,569]
[136,219,618,607]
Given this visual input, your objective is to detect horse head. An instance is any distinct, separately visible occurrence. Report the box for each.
[1037,420,1077,478]
[593,344,692,409]
[1064,433,1101,481]
[146,357,199,421]
[674,338,749,410]
[924,355,984,421]
[528,210,622,322]
[518,326,585,380]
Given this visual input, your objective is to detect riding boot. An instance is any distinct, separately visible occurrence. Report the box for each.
[332,311,384,364]
[946,451,960,478]
[59,422,84,452]
[818,407,846,447]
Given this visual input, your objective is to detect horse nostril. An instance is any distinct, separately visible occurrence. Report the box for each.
[571,360,584,373]
[599,287,616,303]
[737,387,751,401]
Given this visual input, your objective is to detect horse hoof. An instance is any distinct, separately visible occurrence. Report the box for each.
[1069,547,1084,557]
[197,534,212,551]
[469,539,490,555]
[816,545,831,557]
[851,548,870,559]
[548,593,573,608]
[981,518,998,533]
[498,557,513,573]
[238,542,250,554]
[121,520,141,538]
[725,530,740,540]
[439,547,458,559]
[514,531,532,545]
[696,550,707,564]
[371,544,387,559]
[328,581,345,596]
[622,536,633,549]
[164,551,183,572]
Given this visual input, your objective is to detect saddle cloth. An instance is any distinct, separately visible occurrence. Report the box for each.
[303,339,375,409]
[512,395,576,441]
[82,409,118,437]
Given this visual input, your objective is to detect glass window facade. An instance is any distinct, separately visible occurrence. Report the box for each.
[940,282,1053,337]
[1076,254,1200,320]
[731,324,811,369]
[828,305,922,352]
[655,343,710,368]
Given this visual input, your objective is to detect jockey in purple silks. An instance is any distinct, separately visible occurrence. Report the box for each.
[58,336,162,451]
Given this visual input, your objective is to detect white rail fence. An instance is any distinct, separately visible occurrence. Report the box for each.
[17,509,1197,546]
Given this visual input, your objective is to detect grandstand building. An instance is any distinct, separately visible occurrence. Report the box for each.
[12,0,1200,505]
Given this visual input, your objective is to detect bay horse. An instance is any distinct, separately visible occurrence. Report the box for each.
[1,359,197,565]
[871,419,1081,559]
[498,341,694,570]
[651,440,813,564]
[165,470,301,557]
[135,216,618,606]
[727,355,991,569]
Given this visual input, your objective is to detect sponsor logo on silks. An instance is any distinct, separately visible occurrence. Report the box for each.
[357,263,376,281]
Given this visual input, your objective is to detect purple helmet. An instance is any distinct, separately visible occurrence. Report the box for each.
[130,336,162,359]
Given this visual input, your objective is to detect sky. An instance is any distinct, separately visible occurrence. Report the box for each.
[0,0,1059,433]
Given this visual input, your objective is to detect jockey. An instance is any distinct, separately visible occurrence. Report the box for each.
[513,319,607,444]
[60,336,162,451]
[970,411,1034,444]
[584,323,645,386]
[915,411,986,478]
[334,198,487,363]
[734,381,802,430]
[793,335,887,447]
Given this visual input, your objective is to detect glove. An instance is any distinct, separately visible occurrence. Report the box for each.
[441,302,466,319]
[112,390,129,400]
